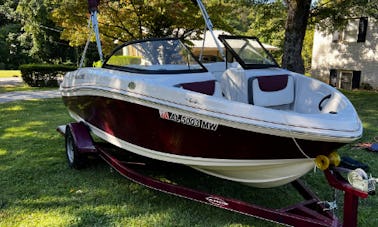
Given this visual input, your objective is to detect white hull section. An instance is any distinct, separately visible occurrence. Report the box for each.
[191,160,314,188]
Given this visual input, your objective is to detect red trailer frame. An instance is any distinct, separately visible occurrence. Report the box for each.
[59,122,369,226]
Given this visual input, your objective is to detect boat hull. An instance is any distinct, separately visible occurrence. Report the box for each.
[61,93,344,187]
[63,95,343,160]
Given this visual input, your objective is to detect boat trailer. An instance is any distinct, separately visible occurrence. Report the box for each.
[58,122,372,227]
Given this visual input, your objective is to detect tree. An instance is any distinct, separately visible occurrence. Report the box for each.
[311,0,378,32]
[16,0,76,64]
[0,23,32,69]
[223,0,258,34]
[0,0,78,67]
[50,0,231,56]
[281,0,311,74]
[244,1,287,62]
[0,0,33,69]
[0,0,19,26]
[246,1,286,45]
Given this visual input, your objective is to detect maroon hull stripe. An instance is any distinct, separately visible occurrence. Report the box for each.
[63,95,343,160]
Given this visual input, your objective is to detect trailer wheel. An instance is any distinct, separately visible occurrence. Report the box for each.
[65,125,87,169]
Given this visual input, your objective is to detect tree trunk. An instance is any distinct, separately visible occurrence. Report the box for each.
[282,0,311,74]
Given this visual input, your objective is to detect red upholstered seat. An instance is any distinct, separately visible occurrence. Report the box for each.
[249,75,294,107]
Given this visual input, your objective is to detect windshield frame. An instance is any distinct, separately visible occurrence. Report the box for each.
[102,37,208,74]
[218,35,279,69]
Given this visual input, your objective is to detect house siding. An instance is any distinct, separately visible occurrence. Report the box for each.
[311,18,378,89]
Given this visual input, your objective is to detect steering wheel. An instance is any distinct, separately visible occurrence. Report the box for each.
[318,94,332,111]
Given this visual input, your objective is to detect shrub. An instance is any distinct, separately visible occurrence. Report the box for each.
[93,55,141,67]
[360,83,373,91]
[20,64,76,87]
[93,61,102,68]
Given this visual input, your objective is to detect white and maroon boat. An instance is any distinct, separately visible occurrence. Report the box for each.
[60,35,362,188]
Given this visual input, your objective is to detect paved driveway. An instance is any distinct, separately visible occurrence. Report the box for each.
[0,77,61,103]
[0,77,23,86]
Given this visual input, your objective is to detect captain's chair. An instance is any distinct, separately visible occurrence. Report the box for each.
[248,75,294,108]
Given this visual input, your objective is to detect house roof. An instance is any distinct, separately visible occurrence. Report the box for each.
[189,30,280,51]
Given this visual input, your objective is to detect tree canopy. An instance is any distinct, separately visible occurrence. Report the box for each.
[16,0,72,62]
[0,0,31,69]
[50,0,232,55]
[0,0,77,68]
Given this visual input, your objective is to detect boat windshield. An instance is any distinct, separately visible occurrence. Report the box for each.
[219,35,278,69]
[103,38,207,74]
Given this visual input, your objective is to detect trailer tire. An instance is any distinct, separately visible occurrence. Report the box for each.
[65,125,87,169]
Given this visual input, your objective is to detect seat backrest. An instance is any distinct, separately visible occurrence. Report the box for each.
[220,68,249,103]
[248,75,294,107]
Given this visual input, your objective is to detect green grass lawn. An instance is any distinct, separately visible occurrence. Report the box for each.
[0,70,21,78]
[0,85,55,94]
[0,90,377,226]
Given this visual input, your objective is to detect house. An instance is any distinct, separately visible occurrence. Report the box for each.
[311,17,378,90]
[189,30,279,63]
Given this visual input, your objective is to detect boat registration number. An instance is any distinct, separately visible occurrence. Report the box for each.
[159,110,218,131]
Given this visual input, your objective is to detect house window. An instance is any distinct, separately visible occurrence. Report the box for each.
[352,71,361,89]
[357,17,368,42]
[339,71,353,90]
[329,69,337,87]
[332,30,342,43]
[329,69,362,90]
[332,18,367,43]
[343,19,359,42]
